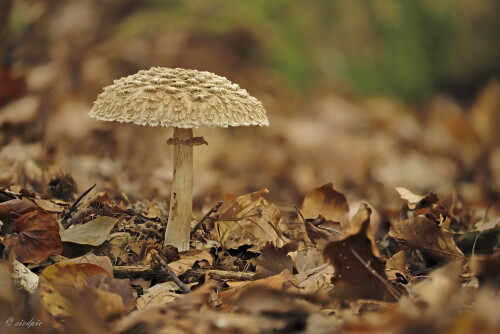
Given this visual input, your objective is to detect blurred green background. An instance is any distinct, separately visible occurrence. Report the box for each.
[6,0,500,103]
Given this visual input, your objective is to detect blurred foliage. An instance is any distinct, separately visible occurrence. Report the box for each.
[8,0,500,102]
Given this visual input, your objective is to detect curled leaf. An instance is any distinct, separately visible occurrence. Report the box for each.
[301,183,349,228]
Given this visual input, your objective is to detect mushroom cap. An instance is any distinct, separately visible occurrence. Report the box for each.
[89,67,269,128]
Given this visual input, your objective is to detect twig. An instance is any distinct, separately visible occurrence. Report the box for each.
[63,207,94,228]
[350,248,401,300]
[191,201,223,234]
[113,266,256,281]
[62,184,96,225]
[150,249,190,293]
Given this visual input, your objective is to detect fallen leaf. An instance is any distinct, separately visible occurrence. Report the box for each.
[59,216,119,246]
[323,214,398,301]
[11,259,39,293]
[410,261,462,312]
[62,253,114,275]
[107,232,130,263]
[0,198,38,219]
[167,249,213,276]
[301,183,350,228]
[290,247,325,274]
[130,277,151,292]
[33,198,65,212]
[136,281,182,310]
[397,187,451,226]
[216,189,283,251]
[72,276,125,324]
[254,242,298,279]
[41,262,112,297]
[296,263,334,295]
[389,216,466,261]
[130,240,147,257]
[395,187,425,206]
[39,277,72,322]
[232,285,309,330]
[116,282,219,333]
[86,274,136,312]
[4,208,63,263]
[304,215,342,248]
[220,270,299,309]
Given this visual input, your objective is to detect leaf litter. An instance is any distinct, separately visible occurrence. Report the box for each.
[1,177,499,333]
[1,6,500,331]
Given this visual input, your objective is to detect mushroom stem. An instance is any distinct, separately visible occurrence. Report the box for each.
[164,127,193,251]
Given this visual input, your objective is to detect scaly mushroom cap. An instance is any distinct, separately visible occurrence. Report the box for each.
[89,67,269,128]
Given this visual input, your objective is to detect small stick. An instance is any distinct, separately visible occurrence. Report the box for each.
[191,201,223,234]
[63,207,94,228]
[113,265,255,281]
[150,249,190,293]
[63,184,96,222]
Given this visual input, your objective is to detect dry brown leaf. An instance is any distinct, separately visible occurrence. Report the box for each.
[168,249,213,276]
[291,247,325,274]
[136,281,181,310]
[86,274,136,312]
[219,270,299,309]
[389,216,465,261]
[107,232,130,263]
[410,261,462,312]
[323,214,398,301]
[0,198,38,219]
[296,263,334,295]
[62,253,114,275]
[304,215,342,248]
[59,216,120,246]
[254,242,298,279]
[397,187,452,226]
[4,208,63,263]
[33,198,65,212]
[116,282,219,333]
[41,262,112,297]
[216,189,283,251]
[301,183,350,228]
[395,187,425,206]
[38,277,72,323]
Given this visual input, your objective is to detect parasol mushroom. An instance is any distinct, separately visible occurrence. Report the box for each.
[89,67,268,251]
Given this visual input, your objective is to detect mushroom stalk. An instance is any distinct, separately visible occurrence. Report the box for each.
[164,127,193,251]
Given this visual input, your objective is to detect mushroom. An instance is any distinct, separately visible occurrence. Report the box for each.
[89,67,268,251]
